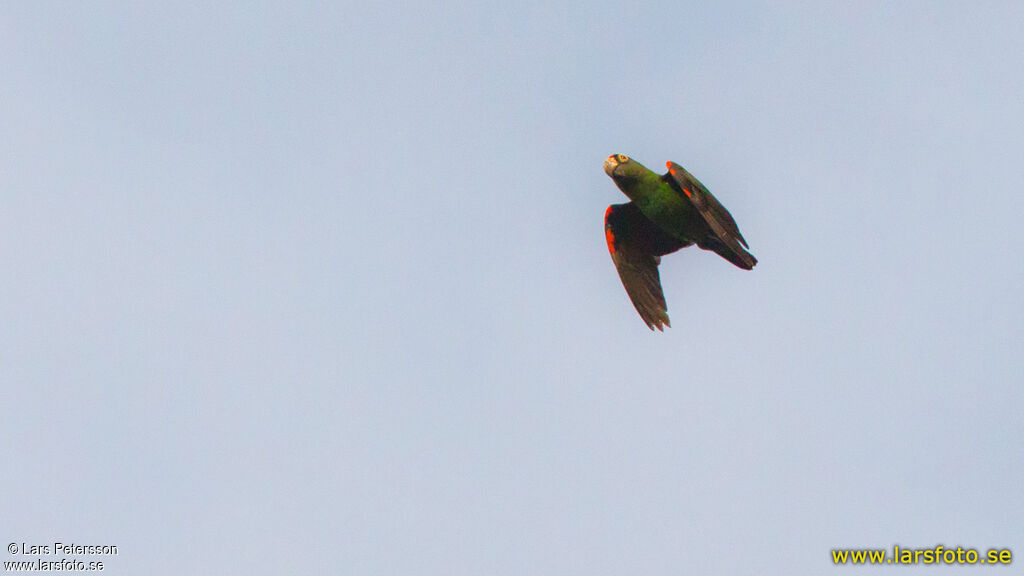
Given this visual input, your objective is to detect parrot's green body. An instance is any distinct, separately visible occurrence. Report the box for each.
[607,159,708,244]
[603,154,756,330]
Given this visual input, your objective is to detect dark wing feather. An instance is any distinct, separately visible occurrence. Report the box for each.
[664,162,757,270]
[605,203,687,330]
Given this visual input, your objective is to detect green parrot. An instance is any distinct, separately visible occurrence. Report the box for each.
[603,154,756,330]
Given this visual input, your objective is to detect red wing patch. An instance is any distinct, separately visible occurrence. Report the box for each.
[605,226,616,254]
[604,206,617,254]
[666,164,691,196]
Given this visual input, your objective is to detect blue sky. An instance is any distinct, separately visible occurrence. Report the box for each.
[2,2,1022,574]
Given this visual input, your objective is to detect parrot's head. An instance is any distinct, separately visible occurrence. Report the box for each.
[603,154,647,187]
[603,154,630,177]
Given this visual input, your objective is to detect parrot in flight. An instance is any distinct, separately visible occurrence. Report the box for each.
[603,154,756,330]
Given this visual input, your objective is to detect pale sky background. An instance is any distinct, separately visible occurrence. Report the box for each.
[2,2,1022,574]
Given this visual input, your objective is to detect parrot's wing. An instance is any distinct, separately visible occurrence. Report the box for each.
[605,203,687,331]
[664,162,757,270]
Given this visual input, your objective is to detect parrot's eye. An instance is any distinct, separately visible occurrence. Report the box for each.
[617,154,629,163]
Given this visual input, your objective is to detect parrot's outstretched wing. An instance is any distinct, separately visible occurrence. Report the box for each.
[604,203,688,330]
[664,162,757,270]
